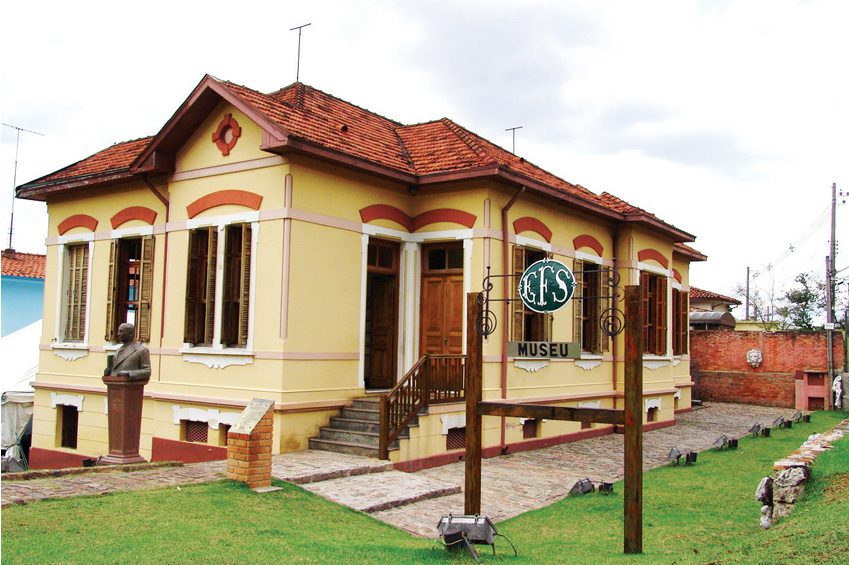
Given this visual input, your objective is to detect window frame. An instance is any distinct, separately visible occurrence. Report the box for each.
[640,270,668,356]
[511,245,551,343]
[183,219,257,352]
[55,240,94,345]
[672,288,689,355]
[574,259,609,355]
[105,235,154,343]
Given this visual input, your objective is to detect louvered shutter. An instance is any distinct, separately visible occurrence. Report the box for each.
[656,276,667,355]
[680,291,689,354]
[640,271,650,353]
[204,228,218,345]
[137,235,154,342]
[104,240,119,341]
[237,223,252,347]
[511,246,526,341]
[184,231,201,344]
[573,259,584,349]
[65,244,88,342]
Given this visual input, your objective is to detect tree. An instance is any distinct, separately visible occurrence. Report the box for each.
[776,272,824,331]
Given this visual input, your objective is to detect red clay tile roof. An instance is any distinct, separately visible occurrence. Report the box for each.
[673,242,707,261]
[690,287,741,305]
[18,76,699,245]
[1,251,46,279]
[35,137,153,184]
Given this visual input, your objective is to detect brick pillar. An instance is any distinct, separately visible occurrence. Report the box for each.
[226,403,273,489]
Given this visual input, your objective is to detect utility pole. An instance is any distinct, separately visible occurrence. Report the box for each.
[826,183,837,408]
[745,266,750,320]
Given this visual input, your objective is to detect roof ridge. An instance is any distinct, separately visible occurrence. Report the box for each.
[266,82,405,127]
[439,118,496,164]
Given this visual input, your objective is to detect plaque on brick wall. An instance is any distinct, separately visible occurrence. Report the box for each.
[231,398,274,435]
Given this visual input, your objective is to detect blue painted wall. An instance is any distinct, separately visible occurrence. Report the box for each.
[1,276,45,336]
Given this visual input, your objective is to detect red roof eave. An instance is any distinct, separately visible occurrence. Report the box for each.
[16,169,137,201]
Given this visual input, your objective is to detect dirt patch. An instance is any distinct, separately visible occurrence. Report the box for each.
[823,472,849,503]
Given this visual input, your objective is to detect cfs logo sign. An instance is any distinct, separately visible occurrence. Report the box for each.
[517,258,576,314]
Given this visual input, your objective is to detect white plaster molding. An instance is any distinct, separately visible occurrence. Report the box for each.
[181,349,254,369]
[104,397,109,415]
[441,414,467,435]
[51,393,84,410]
[644,398,662,412]
[51,344,89,361]
[358,234,369,389]
[636,261,670,277]
[674,390,682,400]
[672,358,681,367]
[575,359,602,371]
[218,412,241,427]
[578,400,601,409]
[185,211,260,230]
[172,406,239,430]
[515,234,552,253]
[514,359,549,373]
[643,359,671,371]
[57,232,95,245]
[111,225,155,239]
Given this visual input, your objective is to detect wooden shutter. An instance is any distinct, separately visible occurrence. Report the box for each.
[655,276,667,355]
[104,240,119,341]
[573,259,584,349]
[601,266,610,352]
[237,223,252,347]
[184,230,201,344]
[204,228,218,345]
[640,271,650,354]
[65,244,88,342]
[137,235,154,342]
[511,246,526,341]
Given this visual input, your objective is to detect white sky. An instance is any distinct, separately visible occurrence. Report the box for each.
[2,0,847,310]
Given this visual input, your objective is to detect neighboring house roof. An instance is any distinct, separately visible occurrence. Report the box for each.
[690,287,742,305]
[16,75,702,247]
[1,250,46,279]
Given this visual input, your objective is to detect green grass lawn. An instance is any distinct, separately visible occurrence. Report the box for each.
[3,410,847,564]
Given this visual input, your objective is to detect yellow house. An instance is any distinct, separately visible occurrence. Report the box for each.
[17,75,706,470]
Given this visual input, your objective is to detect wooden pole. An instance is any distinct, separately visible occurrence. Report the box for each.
[465,292,483,515]
[624,285,643,554]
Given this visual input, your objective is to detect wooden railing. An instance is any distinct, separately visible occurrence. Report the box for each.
[379,354,466,459]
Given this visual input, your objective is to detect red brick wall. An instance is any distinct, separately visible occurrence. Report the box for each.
[691,330,845,408]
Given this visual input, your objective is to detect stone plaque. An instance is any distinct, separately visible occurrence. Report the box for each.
[507,341,580,359]
[231,398,274,435]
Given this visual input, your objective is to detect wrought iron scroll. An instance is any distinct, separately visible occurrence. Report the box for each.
[477,265,625,338]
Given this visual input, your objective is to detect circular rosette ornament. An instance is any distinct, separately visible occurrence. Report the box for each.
[746,348,763,368]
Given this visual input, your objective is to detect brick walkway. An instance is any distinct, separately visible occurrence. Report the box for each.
[2,402,793,538]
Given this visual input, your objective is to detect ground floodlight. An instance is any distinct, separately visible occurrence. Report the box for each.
[772,416,785,428]
[729,438,739,448]
[712,434,728,450]
[748,423,762,436]
[597,482,614,494]
[685,451,698,465]
[668,447,683,464]
[570,478,595,495]
[784,420,793,429]
[803,414,811,423]
[791,410,802,423]
[762,427,771,438]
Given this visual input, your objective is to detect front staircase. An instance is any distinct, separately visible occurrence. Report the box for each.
[308,396,418,458]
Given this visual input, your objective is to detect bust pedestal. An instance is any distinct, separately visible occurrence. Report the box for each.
[101,374,149,465]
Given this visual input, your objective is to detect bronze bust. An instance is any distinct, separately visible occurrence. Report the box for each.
[104,323,151,380]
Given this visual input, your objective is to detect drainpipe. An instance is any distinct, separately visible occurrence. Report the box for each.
[500,186,525,452]
[611,226,620,410]
[143,175,169,382]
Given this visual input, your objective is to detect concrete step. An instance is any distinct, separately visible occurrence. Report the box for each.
[271,450,394,485]
[352,397,382,410]
[302,469,461,513]
[330,416,380,434]
[340,407,381,422]
[319,427,401,448]
[308,438,386,458]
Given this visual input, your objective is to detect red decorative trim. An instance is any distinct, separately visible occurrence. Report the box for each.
[413,208,476,231]
[513,217,552,242]
[637,248,669,269]
[28,447,96,470]
[186,190,263,218]
[211,113,242,156]
[57,214,98,235]
[110,206,158,229]
[672,269,683,283]
[151,437,227,463]
[359,205,476,232]
[573,234,604,256]
[359,204,413,231]
[674,407,694,414]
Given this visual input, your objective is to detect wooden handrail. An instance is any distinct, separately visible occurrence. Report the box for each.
[379,353,465,459]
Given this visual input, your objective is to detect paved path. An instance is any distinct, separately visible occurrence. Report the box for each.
[2,402,794,538]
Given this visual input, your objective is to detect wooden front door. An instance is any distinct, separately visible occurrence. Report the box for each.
[420,243,464,355]
[365,240,398,389]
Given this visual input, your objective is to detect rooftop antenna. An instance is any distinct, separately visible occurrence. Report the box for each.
[290,22,312,82]
[505,126,523,154]
[2,122,44,251]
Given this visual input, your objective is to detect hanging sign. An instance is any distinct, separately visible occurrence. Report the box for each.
[517,258,577,314]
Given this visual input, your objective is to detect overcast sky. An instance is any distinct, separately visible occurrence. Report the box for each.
[2,0,847,310]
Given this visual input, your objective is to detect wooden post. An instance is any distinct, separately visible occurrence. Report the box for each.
[378,395,388,460]
[624,285,643,554]
[465,292,483,515]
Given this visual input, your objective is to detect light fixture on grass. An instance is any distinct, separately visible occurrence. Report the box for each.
[713,434,728,450]
[667,447,683,464]
[748,423,762,437]
[570,477,595,495]
[597,482,614,494]
[772,416,785,428]
[685,451,698,465]
[791,410,802,423]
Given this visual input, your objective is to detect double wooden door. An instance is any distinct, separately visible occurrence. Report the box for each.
[420,243,464,355]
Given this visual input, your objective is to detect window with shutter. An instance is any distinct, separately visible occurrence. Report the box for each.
[184,227,217,346]
[63,244,89,342]
[512,246,549,342]
[105,236,154,342]
[672,289,688,355]
[221,224,251,347]
[640,271,668,355]
[577,262,603,353]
